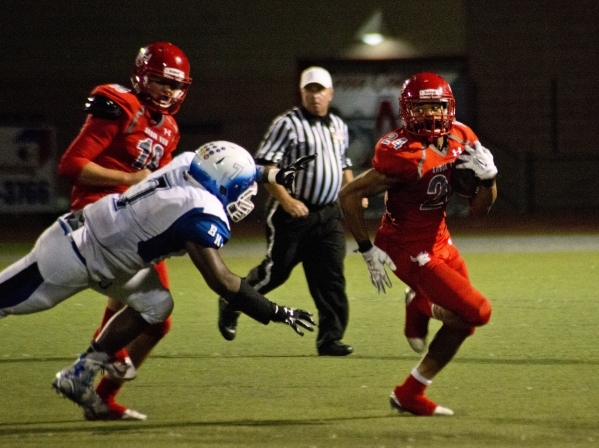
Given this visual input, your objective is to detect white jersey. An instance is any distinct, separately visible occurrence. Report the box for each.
[72,152,231,281]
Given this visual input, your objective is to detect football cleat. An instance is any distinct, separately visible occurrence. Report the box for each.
[404,288,429,354]
[84,398,147,421]
[105,354,137,381]
[390,388,454,416]
[52,353,109,414]
[218,296,240,341]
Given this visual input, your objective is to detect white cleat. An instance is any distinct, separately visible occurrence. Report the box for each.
[432,405,455,416]
[84,403,147,421]
[105,355,137,381]
[122,408,148,420]
[390,391,454,417]
[52,353,109,414]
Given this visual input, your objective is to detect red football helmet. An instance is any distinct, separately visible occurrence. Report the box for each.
[399,72,455,141]
[131,42,192,114]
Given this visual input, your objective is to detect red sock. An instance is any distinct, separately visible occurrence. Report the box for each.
[393,373,438,416]
[96,377,123,402]
[398,373,427,396]
[414,295,433,318]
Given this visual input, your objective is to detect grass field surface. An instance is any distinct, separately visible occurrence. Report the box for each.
[1,232,599,447]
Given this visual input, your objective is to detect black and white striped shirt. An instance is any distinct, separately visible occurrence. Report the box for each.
[255,107,351,206]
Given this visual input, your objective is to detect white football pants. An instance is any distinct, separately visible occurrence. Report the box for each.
[0,220,173,324]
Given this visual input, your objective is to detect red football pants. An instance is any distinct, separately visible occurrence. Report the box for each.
[376,234,491,329]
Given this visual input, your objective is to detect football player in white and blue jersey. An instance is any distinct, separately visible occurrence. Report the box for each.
[0,141,315,418]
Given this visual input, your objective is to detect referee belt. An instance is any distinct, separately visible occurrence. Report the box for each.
[303,202,336,212]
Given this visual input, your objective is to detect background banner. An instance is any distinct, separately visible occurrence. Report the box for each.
[0,125,62,213]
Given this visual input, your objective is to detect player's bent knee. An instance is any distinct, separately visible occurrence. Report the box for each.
[139,296,174,325]
[478,299,492,326]
[143,315,172,337]
[468,298,491,327]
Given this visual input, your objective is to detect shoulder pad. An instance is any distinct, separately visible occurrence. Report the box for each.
[84,94,123,120]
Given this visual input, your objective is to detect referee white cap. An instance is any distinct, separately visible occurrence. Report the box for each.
[300,66,333,89]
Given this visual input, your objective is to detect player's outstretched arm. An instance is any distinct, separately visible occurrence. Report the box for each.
[185,241,315,335]
[271,305,315,336]
[257,154,316,189]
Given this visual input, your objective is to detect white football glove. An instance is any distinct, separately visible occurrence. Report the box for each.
[360,245,397,294]
[457,141,498,181]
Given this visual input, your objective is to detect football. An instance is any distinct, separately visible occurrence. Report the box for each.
[451,166,480,198]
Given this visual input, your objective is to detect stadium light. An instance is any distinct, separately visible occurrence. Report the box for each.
[356,9,387,45]
[342,9,419,59]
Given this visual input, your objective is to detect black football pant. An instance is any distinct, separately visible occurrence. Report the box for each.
[246,201,349,348]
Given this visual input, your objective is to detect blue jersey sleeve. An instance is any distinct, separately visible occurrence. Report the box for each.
[173,209,230,249]
[137,209,230,263]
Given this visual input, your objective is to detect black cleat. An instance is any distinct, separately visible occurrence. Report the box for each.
[317,340,353,356]
[218,297,240,341]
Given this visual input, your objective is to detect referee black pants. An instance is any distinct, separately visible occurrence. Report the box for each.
[246,201,349,348]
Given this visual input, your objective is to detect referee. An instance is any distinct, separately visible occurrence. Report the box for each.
[218,66,355,356]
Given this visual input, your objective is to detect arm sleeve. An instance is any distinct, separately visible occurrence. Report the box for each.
[228,278,277,325]
[57,115,121,180]
[255,165,267,183]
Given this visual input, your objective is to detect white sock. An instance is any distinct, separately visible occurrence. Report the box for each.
[411,367,433,386]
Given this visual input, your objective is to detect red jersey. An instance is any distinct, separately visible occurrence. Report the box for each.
[58,84,180,210]
[373,122,479,250]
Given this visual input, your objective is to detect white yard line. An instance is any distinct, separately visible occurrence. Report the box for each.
[2,234,599,264]
[219,234,599,258]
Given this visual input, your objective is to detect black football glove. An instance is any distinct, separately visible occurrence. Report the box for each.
[272,305,316,336]
[275,154,316,189]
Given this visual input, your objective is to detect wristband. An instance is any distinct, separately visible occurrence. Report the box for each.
[267,168,281,184]
[357,240,373,253]
[480,177,496,189]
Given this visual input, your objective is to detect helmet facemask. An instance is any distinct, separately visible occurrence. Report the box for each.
[226,182,258,222]
[399,72,456,142]
[143,76,190,112]
[403,99,455,142]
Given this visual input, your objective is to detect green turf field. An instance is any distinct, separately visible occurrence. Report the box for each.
[1,235,599,447]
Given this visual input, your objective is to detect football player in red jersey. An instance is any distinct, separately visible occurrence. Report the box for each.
[57,42,192,420]
[339,72,497,416]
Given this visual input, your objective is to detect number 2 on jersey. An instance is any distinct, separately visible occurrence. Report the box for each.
[421,174,449,211]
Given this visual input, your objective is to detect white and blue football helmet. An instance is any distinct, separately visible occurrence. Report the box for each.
[186,141,258,222]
